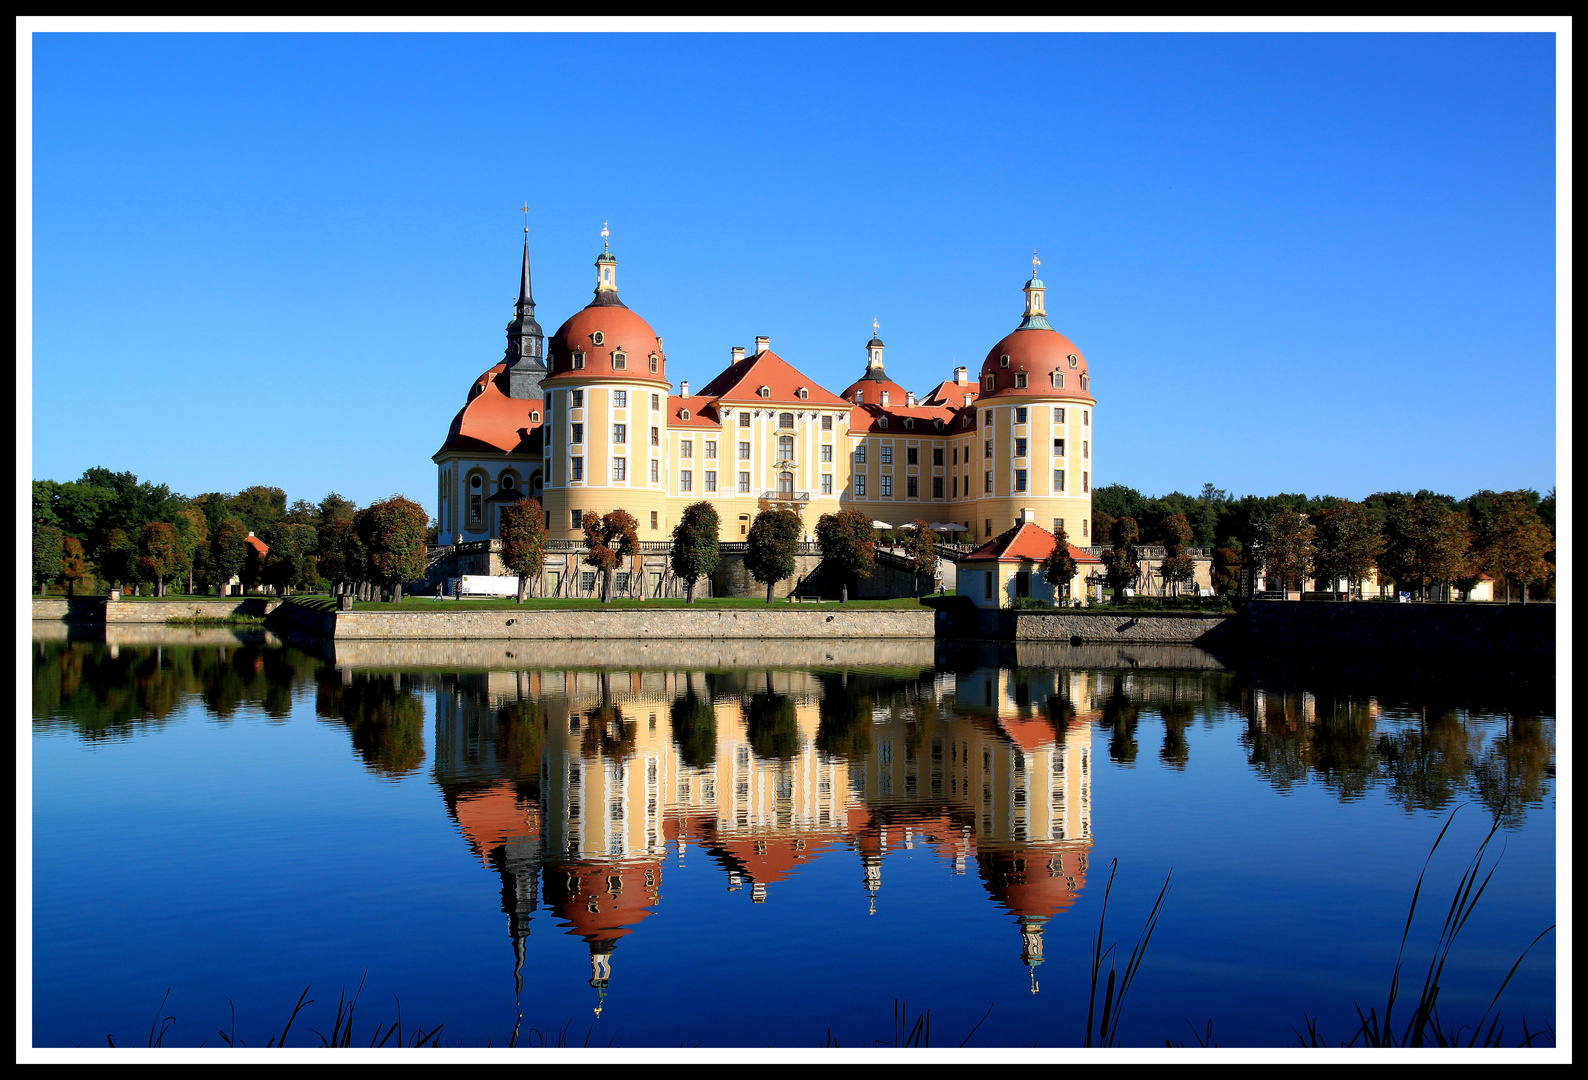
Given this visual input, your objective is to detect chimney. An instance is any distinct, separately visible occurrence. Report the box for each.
[905,391,916,408]
[680,380,689,398]
[963,394,973,407]
[1020,508,1035,524]
[755,336,770,354]
[732,346,746,364]
[954,366,968,385]
[880,390,890,406]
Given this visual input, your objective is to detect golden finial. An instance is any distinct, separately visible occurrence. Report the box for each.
[601,221,610,250]
[872,318,880,337]
[1032,251,1041,277]
[521,202,529,234]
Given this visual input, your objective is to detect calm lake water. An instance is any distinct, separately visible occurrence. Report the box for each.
[29,627,1557,1048]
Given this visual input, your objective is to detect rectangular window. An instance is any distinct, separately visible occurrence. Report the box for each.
[681,439,693,458]
[572,353,585,369]
[1015,469,1027,492]
[739,412,750,427]
[952,447,958,465]
[821,444,833,462]
[984,571,993,600]
[933,476,944,498]
[778,436,794,460]
[581,571,596,593]
[613,352,627,370]
[1015,372,1027,388]
[821,473,833,495]
[651,426,660,446]
[738,472,751,493]
[983,410,993,427]
[952,476,958,498]
[651,393,659,410]
[1084,410,1089,426]
[821,414,833,430]
[738,441,751,460]
[881,445,893,465]
[470,493,481,521]
[855,475,867,497]
[1084,440,1089,459]
[855,444,867,464]
[1054,518,1063,537]
[614,390,627,408]
[907,447,919,465]
[613,457,627,481]
[705,440,717,459]
[1054,469,1065,491]
[572,510,584,529]
[650,459,659,483]
[1053,438,1065,456]
[881,475,893,497]
[1083,471,1089,493]
[681,470,693,491]
[571,423,584,444]
[1053,407,1065,424]
[1015,407,1028,423]
[650,511,658,529]
[984,441,992,459]
[570,457,584,481]
[1015,438,1027,458]
[572,389,584,408]
[933,448,944,466]
[984,472,992,493]
[907,476,919,497]
[613,423,627,443]
[705,470,717,492]
[985,519,993,538]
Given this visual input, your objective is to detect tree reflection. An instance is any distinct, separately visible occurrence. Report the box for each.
[669,691,717,769]
[315,671,425,777]
[1159,701,1194,771]
[745,689,799,761]
[1099,676,1140,765]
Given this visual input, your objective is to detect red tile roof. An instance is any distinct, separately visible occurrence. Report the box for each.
[545,303,669,385]
[918,378,978,409]
[694,349,852,407]
[244,533,269,556]
[434,364,544,457]
[667,395,724,428]
[959,523,1101,565]
[847,402,958,435]
[978,326,1096,403]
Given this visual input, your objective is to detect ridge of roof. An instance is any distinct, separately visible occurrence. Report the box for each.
[695,349,852,406]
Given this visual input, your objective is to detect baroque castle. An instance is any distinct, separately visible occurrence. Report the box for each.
[434,228,1096,559]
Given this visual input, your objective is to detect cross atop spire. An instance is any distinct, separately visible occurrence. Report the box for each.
[1032,250,1041,277]
[521,201,529,234]
[601,221,610,251]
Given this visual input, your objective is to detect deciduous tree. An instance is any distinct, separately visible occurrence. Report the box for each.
[60,537,88,596]
[899,520,938,597]
[582,509,639,602]
[1309,499,1381,599]
[815,509,875,601]
[501,499,547,603]
[358,496,429,601]
[746,508,802,603]
[1104,516,1140,604]
[210,518,250,596]
[1254,506,1314,597]
[1478,494,1554,604]
[33,524,64,595]
[172,506,208,595]
[1378,496,1469,601]
[1041,521,1077,602]
[137,522,180,597]
[670,501,721,603]
[1157,512,1195,596]
[100,528,139,591]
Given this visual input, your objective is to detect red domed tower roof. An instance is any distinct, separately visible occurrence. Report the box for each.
[544,239,669,386]
[977,264,1095,403]
[434,363,545,457]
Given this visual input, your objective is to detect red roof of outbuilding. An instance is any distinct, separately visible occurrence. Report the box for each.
[695,350,852,407]
[959,523,1102,565]
[244,534,269,556]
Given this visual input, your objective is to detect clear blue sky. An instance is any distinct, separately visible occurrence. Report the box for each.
[28,31,1559,513]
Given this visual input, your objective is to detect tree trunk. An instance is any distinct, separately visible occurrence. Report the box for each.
[686,578,696,604]
[841,583,848,604]
[767,579,775,604]
[602,570,612,603]
[393,582,403,603]
[517,575,527,604]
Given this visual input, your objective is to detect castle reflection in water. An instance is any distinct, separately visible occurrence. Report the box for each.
[432,661,1107,1009]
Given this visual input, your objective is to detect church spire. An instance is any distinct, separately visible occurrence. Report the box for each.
[503,221,547,400]
[1019,252,1053,331]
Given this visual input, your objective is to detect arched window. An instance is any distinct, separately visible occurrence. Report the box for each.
[468,472,484,525]
[904,418,914,430]
[982,374,995,391]
[530,410,541,423]
[1050,372,1064,388]
[613,351,627,370]
[878,416,889,429]
[681,409,691,421]
[779,412,794,428]
[649,354,659,372]
[759,387,771,398]
[798,387,809,399]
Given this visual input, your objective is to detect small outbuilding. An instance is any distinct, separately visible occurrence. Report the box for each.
[955,519,1102,609]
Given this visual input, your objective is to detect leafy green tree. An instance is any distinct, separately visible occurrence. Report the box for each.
[171,505,208,595]
[357,496,429,601]
[1309,499,1381,599]
[137,522,180,596]
[1211,542,1243,596]
[261,524,305,596]
[60,537,89,596]
[100,528,139,591]
[318,491,357,526]
[210,518,251,596]
[316,519,361,595]
[51,481,117,553]
[500,499,547,603]
[1104,516,1140,603]
[33,524,64,594]
[1378,496,1469,601]
[581,509,639,602]
[32,480,63,529]
[815,509,875,600]
[899,520,938,597]
[227,486,287,534]
[196,492,230,533]
[745,508,802,603]
[79,468,179,547]
[1157,512,1195,596]
[1254,506,1315,597]
[670,501,721,603]
[1041,521,1077,602]
[1478,493,1554,604]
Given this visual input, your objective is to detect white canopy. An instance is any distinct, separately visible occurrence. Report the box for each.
[871,520,894,529]
[929,522,969,532]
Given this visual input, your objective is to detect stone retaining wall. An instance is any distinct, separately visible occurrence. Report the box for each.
[326,606,935,641]
[327,636,936,670]
[32,597,282,622]
[1011,610,1239,645]
[1245,599,1554,656]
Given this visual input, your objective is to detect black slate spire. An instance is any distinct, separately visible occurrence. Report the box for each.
[503,229,547,400]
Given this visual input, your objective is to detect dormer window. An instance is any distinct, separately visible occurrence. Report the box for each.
[681,409,691,421]
[878,416,889,429]
[649,354,659,373]
[798,387,809,400]
[999,355,1011,368]
[1051,372,1064,388]
[855,389,865,404]
[962,415,972,427]
[904,418,914,430]
[592,331,604,345]
[572,352,586,370]
[531,410,541,422]
[1081,374,1089,391]
[982,374,995,391]
[1015,372,1028,388]
[613,351,627,370]
[759,387,771,398]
